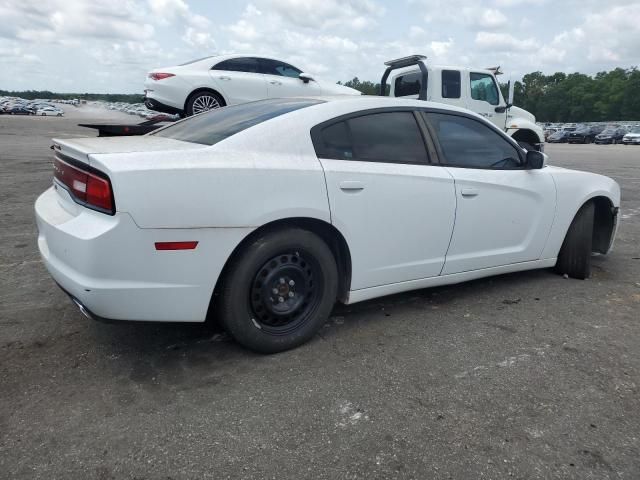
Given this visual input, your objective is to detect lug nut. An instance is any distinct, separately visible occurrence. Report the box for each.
[278,296,285,303]
[289,280,295,286]
[279,278,285,284]
[272,288,279,295]
[288,291,294,298]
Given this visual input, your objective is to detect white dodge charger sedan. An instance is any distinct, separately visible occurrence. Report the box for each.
[36,97,620,353]
[143,54,360,117]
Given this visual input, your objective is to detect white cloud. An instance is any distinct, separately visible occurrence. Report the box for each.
[475,31,539,52]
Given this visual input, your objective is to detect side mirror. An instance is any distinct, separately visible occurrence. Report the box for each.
[494,105,511,113]
[526,150,546,169]
[299,72,314,83]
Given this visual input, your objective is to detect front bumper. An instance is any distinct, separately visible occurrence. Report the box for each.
[594,138,615,144]
[35,187,250,322]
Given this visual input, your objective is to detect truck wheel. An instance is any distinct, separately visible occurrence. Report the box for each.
[217,228,338,353]
[555,202,594,280]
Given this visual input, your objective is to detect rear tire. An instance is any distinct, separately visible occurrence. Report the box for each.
[555,202,594,279]
[185,90,224,116]
[217,228,338,353]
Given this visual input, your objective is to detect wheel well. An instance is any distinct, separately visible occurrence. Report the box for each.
[511,129,541,146]
[208,218,352,321]
[591,196,616,254]
[184,88,226,111]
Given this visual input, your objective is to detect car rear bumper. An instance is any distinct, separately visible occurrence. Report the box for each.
[144,96,183,115]
[35,187,251,322]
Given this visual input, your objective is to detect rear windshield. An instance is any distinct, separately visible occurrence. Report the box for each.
[152,98,324,145]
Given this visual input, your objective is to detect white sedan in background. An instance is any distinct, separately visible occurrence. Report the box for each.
[36,97,620,353]
[144,54,360,117]
[36,107,63,116]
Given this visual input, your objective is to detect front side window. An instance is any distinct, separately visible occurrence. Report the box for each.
[213,57,259,73]
[259,59,302,78]
[315,111,428,164]
[394,72,425,97]
[153,98,323,145]
[470,73,499,105]
[442,70,461,98]
[427,112,522,169]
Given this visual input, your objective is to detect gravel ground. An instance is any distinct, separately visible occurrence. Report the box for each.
[1,107,639,479]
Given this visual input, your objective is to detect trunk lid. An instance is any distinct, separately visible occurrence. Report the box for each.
[52,135,205,166]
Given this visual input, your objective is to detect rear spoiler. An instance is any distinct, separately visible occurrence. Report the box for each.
[379,55,428,100]
[77,118,175,137]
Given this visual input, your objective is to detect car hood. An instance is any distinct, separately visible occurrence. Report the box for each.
[508,106,535,123]
[624,133,640,138]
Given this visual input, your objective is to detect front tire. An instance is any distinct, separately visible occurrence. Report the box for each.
[555,202,594,279]
[185,90,224,116]
[217,228,338,353]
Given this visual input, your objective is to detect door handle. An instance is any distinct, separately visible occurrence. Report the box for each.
[461,187,479,197]
[219,76,231,80]
[269,80,282,85]
[339,181,365,192]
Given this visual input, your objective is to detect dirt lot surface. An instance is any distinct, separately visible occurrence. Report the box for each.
[1,107,639,479]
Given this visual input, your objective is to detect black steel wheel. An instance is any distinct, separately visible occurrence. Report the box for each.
[217,228,338,353]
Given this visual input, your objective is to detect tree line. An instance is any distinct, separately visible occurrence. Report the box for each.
[339,67,640,122]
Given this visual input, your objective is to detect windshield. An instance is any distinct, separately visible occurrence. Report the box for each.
[152,98,324,145]
[601,129,616,135]
[630,127,640,134]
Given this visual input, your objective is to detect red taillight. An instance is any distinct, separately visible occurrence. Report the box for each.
[148,72,175,81]
[53,157,114,214]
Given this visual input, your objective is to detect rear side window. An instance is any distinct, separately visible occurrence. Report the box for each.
[153,98,324,145]
[213,57,259,73]
[315,111,428,164]
[427,112,521,169]
[394,72,425,97]
[259,58,302,78]
[442,70,461,98]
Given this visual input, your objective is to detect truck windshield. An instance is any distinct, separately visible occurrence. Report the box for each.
[152,98,324,145]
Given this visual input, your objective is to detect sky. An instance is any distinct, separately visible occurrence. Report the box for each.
[0,0,639,93]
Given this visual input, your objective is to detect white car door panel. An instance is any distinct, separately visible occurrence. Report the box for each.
[322,159,456,289]
[208,70,267,105]
[266,76,322,98]
[441,168,556,274]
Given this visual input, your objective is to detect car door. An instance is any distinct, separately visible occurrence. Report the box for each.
[423,111,556,275]
[466,72,508,130]
[259,58,322,98]
[313,109,457,290]
[209,57,268,105]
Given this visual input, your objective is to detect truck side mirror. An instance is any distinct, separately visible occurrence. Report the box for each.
[508,79,515,105]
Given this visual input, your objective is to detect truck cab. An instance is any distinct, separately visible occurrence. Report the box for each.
[383,55,544,151]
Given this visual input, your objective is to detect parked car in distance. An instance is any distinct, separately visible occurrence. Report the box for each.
[144,54,361,117]
[595,127,627,144]
[568,125,604,144]
[544,128,558,140]
[548,130,571,143]
[36,97,620,353]
[37,107,63,116]
[8,105,34,115]
[622,127,640,145]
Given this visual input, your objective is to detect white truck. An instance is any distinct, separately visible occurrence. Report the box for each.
[380,55,544,151]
